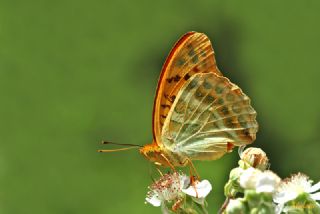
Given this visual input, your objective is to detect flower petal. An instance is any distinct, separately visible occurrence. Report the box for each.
[146,195,161,207]
[179,175,190,189]
[311,192,320,201]
[275,203,284,214]
[273,191,298,204]
[308,181,320,193]
[191,196,205,205]
[182,180,212,198]
[256,171,280,193]
[239,167,261,189]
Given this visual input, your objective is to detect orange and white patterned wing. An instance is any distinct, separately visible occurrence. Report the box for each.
[153,32,222,144]
[161,72,258,161]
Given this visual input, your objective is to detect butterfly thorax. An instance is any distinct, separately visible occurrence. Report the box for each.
[139,142,187,167]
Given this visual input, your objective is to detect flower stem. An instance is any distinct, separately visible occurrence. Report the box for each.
[218,197,230,214]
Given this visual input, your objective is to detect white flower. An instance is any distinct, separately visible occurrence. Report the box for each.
[239,167,260,189]
[274,173,320,206]
[256,171,281,193]
[240,167,280,193]
[145,172,212,207]
[182,179,212,205]
[146,193,162,207]
[145,172,183,207]
[182,179,212,198]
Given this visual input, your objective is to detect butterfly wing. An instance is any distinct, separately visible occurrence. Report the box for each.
[161,72,258,160]
[153,32,222,144]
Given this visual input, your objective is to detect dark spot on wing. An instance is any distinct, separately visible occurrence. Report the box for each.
[170,95,176,102]
[226,93,235,102]
[221,106,229,115]
[217,98,224,105]
[176,58,185,67]
[193,66,200,72]
[195,88,204,98]
[204,95,215,103]
[192,55,199,64]
[161,104,171,109]
[184,73,191,80]
[186,79,198,90]
[166,75,181,83]
[203,80,212,89]
[215,86,224,94]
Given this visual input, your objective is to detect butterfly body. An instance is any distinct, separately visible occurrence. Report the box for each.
[140,141,234,167]
[140,142,187,167]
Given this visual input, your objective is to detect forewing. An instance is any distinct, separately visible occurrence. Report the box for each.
[161,72,258,160]
[153,32,221,144]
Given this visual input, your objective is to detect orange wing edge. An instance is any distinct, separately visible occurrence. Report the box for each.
[151,31,197,142]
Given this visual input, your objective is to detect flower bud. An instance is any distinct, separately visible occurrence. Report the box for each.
[240,147,269,170]
[226,199,248,214]
[224,168,244,197]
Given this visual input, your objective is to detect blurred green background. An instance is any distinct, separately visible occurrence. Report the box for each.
[1,0,320,213]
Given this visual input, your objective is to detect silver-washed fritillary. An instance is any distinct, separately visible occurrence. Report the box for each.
[140,32,258,168]
[100,32,258,170]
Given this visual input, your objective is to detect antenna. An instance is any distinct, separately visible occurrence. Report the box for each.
[97,140,142,153]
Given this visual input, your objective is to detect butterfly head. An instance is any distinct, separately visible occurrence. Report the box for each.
[139,143,168,166]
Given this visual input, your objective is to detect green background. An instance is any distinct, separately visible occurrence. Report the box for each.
[1,1,319,213]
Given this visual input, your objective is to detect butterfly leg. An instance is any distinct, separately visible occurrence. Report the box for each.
[185,158,200,180]
[182,158,200,198]
[160,153,176,171]
[172,198,183,211]
[156,167,164,176]
[148,164,164,182]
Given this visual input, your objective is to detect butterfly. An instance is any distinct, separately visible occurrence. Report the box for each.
[99,32,258,171]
